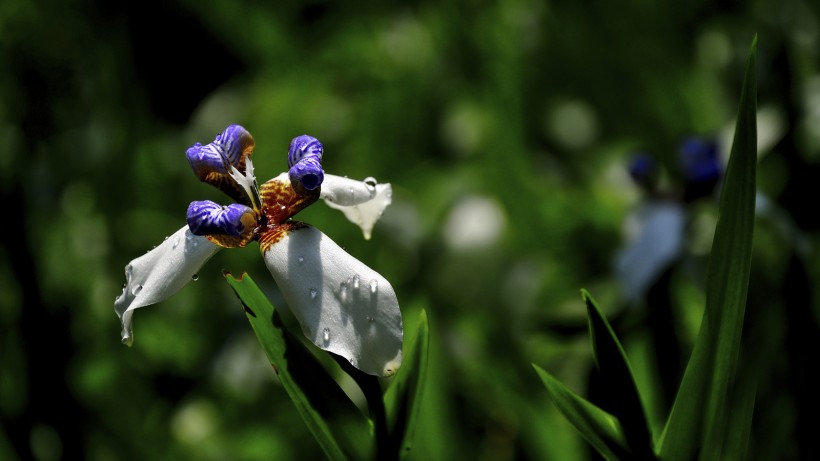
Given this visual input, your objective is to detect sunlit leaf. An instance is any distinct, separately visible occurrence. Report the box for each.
[583,289,656,459]
[384,310,430,459]
[659,36,758,461]
[533,364,631,460]
[226,272,372,461]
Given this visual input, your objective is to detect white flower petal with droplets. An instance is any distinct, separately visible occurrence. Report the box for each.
[262,225,403,376]
[321,175,392,240]
[115,225,221,346]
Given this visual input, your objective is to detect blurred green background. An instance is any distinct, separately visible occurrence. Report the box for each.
[2,0,819,459]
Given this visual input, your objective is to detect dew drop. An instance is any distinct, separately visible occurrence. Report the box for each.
[323,327,330,344]
[298,256,305,264]
[369,279,379,294]
[363,177,377,192]
[191,274,199,281]
[163,236,169,241]
[131,284,143,296]
[172,237,180,249]
[352,275,360,289]
[367,316,375,323]
[348,357,357,366]
[121,283,127,290]
[340,282,349,301]
[309,288,318,299]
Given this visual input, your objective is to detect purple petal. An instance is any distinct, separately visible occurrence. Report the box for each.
[187,200,255,236]
[289,156,325,191]
[186,124,253,175]
[288,135,323,168]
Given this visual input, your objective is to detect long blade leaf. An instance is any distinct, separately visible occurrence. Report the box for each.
[384,310,430,460]
[533,364,631,460]
[583,289,656,459]
[226,272,372,461]
[659,36,758,460]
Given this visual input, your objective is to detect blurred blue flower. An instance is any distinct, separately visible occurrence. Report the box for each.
[678,137,721,202]
[628,152,659,192]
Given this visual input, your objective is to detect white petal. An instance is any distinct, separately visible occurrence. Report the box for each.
[262,225,403,376]
[114,226,221,345]
[321,175,392,240]
[615,201,686,302]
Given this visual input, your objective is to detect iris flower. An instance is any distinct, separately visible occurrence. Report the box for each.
[114,125,402,376]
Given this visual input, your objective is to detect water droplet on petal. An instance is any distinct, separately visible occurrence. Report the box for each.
[352,275,360,289]
[340,281,349,301]
[367,316,375,323]
[132,284,143,296]
[191,274,199,281]
[172,237,180,249]
[369,279,379,294]
[349,357,357,366]
[164,236,169,241]
[363,177,377,193]
[121,283,127,290]
[298,256,304,263]
[309,288,318,299]
[322,327,330,344]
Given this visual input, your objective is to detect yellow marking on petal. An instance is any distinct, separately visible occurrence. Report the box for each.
[259,175,320,225]
[259,221,308,254]
[205,211,258,248]
[206,232,255,249]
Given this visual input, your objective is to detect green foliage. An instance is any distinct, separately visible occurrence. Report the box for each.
[384,310,430,459]
[226,272,371,461]
[659,36,758,461]
[535,36,759,461]
[533,364,630,460]
[227,272,429,461]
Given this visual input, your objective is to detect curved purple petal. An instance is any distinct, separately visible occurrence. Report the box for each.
[288,134,323,168]
[186,125,254,176]
[187,200,255,237]
[289,156,325,191]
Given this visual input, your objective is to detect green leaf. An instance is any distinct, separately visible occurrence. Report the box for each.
[583,290,656,459]
[533,364,631,460]
[384,310,430,460]
[659,36,758,461]
[226,272,372,461]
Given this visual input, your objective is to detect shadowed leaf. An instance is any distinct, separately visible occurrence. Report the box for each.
[533,364,631,460]
[659,36,758,460]
[583,289,656,459]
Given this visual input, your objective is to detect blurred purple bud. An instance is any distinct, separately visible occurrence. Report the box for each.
[678,137,721,201]
[628,153,658,189]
